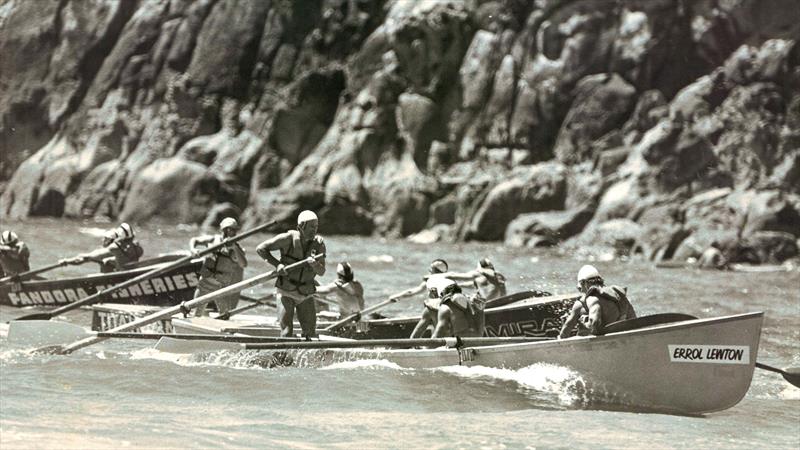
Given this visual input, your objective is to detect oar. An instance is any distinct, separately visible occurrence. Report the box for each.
[0,260,68,284]
[13,220,276,321]
[36,254,323,354]
[244,336,553,350]
[756,362,800,388]
[216,293,277,320]
[323,297,399,332]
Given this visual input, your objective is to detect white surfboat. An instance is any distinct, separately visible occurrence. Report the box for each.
[155,312,764,415]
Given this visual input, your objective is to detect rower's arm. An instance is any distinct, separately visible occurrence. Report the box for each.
[80,245,115,262]
[389,281,426,301]
[441,270,479,281]
[308,238,326,276]
[255,233,291,267]
[558,301,583,339]
[585,297,604,335]
[314,282,336,295]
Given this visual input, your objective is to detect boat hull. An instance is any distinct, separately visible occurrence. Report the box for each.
[0,256,203,307]
[162,312,760,415]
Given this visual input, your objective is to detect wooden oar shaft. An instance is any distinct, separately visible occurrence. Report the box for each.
[57,254,322,354]
[0,261,66,284]
[218,293,277,320]
[16,221,276,321]
[96,332,306,342]
[323,297,398,332]
[245,336,552,350]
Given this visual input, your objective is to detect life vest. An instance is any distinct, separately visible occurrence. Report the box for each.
[200,235,245,283]
[583,285,635,322]
[276,230,325,295]
[0,243,30,275]
[113,239,143,265]
[440,292,485,336]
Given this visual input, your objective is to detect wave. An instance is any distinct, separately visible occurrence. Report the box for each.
[367,255,394,263]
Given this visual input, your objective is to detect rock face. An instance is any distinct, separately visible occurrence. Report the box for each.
[1,0,799,263]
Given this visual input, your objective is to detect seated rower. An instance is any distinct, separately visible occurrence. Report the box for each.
[314,262,365,318]
[431,283,485,338]
[61,223,144,272]
[0,230,31,278]
[468,258,507,300]
[389,259,473,338]
[558,265,637,339]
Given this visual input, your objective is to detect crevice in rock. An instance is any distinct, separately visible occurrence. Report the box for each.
[57,0,138,131]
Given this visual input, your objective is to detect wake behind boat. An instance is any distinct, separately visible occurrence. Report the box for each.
[151,312,765,415]
[0,253,202,307]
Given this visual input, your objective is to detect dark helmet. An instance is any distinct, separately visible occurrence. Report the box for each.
[336,262,354,282]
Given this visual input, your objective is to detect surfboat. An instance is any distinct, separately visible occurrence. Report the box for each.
[155,312,764,415]
[0,253,203,308]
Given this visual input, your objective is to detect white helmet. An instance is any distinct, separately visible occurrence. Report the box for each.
[336,262,353,281]
[117,222,134,239]
[430,259,448,274]
[297,210,318,224]
[1,230,19,245]
[219,217,239,231]
[577,265,601,283]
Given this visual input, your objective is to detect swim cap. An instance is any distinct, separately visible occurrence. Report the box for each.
[220,217,239,231]
[479,258,494,269]
[0,231,18,245]
[117,222,134,239]
[297,210,318,224]
[430,259,448,274]
[336,262,353,281]
[577,265,601,283]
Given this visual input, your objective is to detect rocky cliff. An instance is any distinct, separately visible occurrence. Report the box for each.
[2,0,799,264]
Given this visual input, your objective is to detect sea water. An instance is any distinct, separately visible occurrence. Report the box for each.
[1,218,798,449]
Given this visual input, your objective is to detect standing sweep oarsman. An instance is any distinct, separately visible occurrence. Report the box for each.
[256,210,326,338]
[61,223,144,272]
[192,217,248,318]
[558,265,637,338]
[314,262,365,318]
[0,231,31,279]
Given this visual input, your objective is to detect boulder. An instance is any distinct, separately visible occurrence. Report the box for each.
[553,73,637,164]
[119,157,216,223]
[565,218,644,258]
[505,205,595,248]
[464,162,567,241]
[200,203,243,232]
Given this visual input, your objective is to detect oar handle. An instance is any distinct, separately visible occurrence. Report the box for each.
[55,254,323,354]
[218,293,277,320]
[16,220,276,321]
[0,261,67,284]
[323,297,398,332]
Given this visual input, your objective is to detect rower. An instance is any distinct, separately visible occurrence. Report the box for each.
[256,210,326,338]
[192,217,247,319]
[470,258,507,300]
[314,262,365,318]
[558,265,637,338]
[431,283,485,338]
[61,223,144,272]
[0,230,31,279]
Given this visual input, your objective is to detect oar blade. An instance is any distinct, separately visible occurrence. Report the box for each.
[782,367,800,388]
[8,320,89,347]
[13,312,54,321]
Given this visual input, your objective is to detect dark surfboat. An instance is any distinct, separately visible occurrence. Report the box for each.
[0,253,203,308]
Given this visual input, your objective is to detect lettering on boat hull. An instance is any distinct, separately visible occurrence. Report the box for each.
[668,345,750,364]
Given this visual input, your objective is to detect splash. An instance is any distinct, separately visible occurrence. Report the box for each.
[436,363,590,406]
[321,359,403,370]
[367,255,394,263]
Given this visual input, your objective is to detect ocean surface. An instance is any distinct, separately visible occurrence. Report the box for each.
[1,218,798,449]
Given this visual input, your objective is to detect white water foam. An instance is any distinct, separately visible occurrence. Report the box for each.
[436,362,587,406]
[321,359,403,370]
[0,322,9,339]
[367,254,394,263]
[78,227,109,237]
